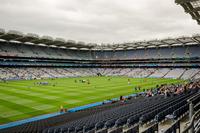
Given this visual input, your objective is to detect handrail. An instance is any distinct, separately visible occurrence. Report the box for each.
[194,119,200,131]
[182,109,200,133]
[164,118,180,133]
[141,123,158,133]
[196,128,200,133]
[187,91,200,103]
[194,102,200,110]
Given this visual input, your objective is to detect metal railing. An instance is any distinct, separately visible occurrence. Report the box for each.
[182,109,200,133]
[164,119,181,133]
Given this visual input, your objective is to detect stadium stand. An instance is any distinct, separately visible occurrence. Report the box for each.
[0,28,200,132]
[1,68,200,80]
[0,0,200,132]
[0,79,199,133]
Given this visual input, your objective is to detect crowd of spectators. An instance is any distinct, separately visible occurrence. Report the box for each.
[1,67,200,81]
[145,80,200,97]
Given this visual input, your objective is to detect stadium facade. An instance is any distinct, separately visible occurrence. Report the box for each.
[0,29,200,80]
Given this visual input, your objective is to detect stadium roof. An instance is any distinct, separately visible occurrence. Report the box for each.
[0,28,200,50]
[175,0,200,24]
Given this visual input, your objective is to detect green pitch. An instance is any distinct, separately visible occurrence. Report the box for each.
[0,76,184,124]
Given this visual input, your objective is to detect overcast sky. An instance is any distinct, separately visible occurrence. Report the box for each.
[0,0,199,44]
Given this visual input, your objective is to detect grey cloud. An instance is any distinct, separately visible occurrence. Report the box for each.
[0,0,199,44]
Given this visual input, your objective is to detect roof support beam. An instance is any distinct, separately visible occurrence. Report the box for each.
[175,0,200,25]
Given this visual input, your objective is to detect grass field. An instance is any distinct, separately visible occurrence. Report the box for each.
[0,76,185,124]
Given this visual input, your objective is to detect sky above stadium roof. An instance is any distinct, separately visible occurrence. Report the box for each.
[0,0,200,44]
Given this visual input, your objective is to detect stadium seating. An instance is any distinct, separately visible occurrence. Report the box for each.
[1,67,200,80]
[0,89,198,133]
[1,41,200,60]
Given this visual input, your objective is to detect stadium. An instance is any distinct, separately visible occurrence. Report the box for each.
[0,0,200,133]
